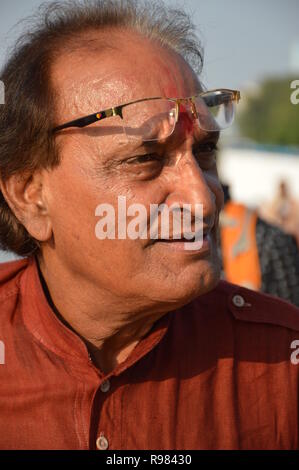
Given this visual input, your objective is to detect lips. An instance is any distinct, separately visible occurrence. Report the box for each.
[158,236,198,242]
[150,232,212,253]
[153,230,210,243]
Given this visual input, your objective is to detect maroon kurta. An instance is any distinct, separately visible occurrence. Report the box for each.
[0,256,298,450]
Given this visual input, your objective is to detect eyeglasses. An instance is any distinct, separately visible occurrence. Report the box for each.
[52,88,240,142]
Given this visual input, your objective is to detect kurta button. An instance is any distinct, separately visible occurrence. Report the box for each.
[100,379,110,393]
[96,434,109,450]
[232,294,246,307]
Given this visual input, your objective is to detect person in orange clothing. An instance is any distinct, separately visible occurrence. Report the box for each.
[0,0,299,451]
[220,184,299,306]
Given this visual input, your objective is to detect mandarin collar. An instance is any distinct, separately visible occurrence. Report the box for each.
[20,257,173,378]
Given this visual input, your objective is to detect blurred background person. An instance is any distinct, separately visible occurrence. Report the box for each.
[220,183,299,307]
[260,180,299,246]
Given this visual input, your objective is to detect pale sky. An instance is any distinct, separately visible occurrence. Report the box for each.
[0,0,298,90]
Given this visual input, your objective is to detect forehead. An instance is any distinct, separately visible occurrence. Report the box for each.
[51,30,202,120]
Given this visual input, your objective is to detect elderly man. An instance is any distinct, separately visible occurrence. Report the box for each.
[0,0,298,451]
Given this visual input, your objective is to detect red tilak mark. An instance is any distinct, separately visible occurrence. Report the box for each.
[178,110,194,136]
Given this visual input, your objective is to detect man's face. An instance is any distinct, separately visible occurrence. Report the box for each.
[44,31,223,312]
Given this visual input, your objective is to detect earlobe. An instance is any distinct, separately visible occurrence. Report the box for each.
[0,171,53,243]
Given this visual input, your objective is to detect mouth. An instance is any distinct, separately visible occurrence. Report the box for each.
[152,231,212,253]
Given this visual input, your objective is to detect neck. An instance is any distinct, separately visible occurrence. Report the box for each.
[36,253,166,374]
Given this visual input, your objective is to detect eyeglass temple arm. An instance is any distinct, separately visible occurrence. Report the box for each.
[52,96,169,133]
[52,106,124,133]
[198,89,241,103]
[231,90,241,102]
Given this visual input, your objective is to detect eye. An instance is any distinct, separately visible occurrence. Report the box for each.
[192,142,218,170]
[195,142,218,153]
[126,153,163,165]
[122,152,164,180]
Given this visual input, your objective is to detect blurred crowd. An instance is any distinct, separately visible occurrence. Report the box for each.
[220,180,299,307]
[260,181,299,246]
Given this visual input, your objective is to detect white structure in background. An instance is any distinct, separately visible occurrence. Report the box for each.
[0,80,4,104]
[218,143,299,209]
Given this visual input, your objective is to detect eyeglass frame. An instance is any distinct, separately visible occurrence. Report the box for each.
[52,88,241,134]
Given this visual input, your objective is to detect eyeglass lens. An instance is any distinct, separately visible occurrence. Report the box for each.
[122,99,177,142]
[94,91,236,147]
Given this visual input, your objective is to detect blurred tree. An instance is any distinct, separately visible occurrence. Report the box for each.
[238,77,299,146]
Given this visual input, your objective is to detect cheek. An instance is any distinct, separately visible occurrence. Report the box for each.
[44,167,98,248]
[205,172,224,211]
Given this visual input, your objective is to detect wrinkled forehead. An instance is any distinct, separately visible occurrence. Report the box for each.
[51,31,202,121]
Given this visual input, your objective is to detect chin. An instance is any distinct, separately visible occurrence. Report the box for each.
[181,264,220,303]
[149,259,221,310]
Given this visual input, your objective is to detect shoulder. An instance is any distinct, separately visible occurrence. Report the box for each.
[0,257,29,302]
[0,257,30,334]
[168,282,299,367]
[179,280,299,333]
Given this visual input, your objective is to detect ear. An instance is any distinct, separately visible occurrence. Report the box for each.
[0,171,53,242]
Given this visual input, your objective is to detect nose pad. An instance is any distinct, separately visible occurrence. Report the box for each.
[190,100,198,119]
[178,99,198,120]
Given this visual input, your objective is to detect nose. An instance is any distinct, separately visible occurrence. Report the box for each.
[165,144,222,227]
